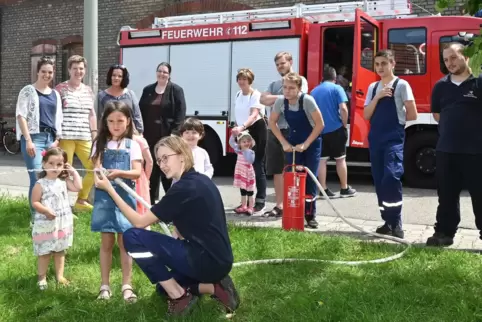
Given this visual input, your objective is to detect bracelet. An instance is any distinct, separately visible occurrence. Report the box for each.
[91,130,97,133]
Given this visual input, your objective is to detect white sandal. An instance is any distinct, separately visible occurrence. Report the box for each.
[37,280,48,291]
[97,285,111,300]
[122,284,138,303]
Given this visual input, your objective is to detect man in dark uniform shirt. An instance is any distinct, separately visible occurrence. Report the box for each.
[427,42,482,246]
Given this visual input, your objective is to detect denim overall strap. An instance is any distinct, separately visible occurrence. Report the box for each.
[368,79,404,230]
[283,93,322,220]
[284,94,313,145]
[91,138,136,233]
[368,78,404,147]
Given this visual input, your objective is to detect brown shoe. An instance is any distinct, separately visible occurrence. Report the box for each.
[167,289,198,316]
[211,275,240,312]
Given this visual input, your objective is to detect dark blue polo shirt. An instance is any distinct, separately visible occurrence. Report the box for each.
[431,74,482,154]
[151,169,233,282]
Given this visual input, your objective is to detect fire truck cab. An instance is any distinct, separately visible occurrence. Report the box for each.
[118,1,481,189]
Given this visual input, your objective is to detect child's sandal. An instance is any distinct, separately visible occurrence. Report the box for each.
[122,284,138,303]
[97,285,112,300]
[37,280,48,291]
[234,205,247,214]
[57,277,70,286]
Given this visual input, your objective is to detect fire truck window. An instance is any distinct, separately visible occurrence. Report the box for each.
[360,19,377,71]
[323,27,354,82]
[388,28,427,75]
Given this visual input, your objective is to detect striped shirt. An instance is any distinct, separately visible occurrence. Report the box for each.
[55,82,95,141]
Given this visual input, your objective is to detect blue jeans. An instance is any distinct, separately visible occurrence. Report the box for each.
[21,133,54,220]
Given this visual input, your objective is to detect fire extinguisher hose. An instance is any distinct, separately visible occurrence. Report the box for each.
[232,166,411,267]
[111,170,410,268]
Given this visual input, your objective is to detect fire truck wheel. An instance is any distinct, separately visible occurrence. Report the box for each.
[403,130,438,189]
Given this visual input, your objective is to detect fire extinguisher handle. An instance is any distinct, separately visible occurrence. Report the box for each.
[291,149,296,171]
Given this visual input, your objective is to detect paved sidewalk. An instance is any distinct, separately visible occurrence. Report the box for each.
[225,212,482,251]
[1,184,480,251]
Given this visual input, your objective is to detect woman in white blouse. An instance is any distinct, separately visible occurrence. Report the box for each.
[16,56,63,223]
[231,68,267,215]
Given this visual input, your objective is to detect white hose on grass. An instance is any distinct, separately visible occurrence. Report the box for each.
[111,166,411,267]
[233,166,411,267]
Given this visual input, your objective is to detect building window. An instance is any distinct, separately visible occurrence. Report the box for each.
[31,43,57,85]
[62,43,84,81]
[388,28,427,75]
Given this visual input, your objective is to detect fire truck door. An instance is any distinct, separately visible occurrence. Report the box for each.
[350,8,381,149]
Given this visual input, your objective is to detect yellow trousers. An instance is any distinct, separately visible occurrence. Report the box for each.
[59,139,94,201]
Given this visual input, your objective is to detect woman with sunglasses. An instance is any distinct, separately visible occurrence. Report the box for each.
[97,64,144,133]
[231,68,267,215]
[16,56,63,225]
[55,55,97,212]
[138,62,187,202]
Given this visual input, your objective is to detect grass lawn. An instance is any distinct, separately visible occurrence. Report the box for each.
[1,197,482,321]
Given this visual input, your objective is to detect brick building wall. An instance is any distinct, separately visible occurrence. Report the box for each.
[0,0,466,121]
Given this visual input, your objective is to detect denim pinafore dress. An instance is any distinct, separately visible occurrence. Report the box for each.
[91,139,136,233]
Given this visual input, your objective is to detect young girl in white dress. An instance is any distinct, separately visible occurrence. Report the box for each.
[31,147,82,290]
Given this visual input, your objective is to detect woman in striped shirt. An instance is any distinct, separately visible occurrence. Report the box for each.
[55,55,97,211]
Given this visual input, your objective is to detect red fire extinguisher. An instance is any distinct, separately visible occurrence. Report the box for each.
[282,150,308,232]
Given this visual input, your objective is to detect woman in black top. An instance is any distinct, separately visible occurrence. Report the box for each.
[94,135,239,316]
[139,62,186,201]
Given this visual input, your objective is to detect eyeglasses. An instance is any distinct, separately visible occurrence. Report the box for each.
[156,70,170,74]
[156,153,178,165]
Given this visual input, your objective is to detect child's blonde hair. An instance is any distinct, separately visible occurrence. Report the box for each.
[237,130,256,147]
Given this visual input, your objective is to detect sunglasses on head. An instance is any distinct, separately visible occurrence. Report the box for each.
[40,56,55,64]
[111,64,126,69]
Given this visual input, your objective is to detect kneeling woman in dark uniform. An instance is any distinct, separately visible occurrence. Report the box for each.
[93,136,239,316]
[269,72,325,228]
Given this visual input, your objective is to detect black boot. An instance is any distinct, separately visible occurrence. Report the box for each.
[426,232,454,247]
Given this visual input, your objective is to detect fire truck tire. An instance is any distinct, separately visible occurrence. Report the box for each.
[404,131,438,189]
[198,127,222,168]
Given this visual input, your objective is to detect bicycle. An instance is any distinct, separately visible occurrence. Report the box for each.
[0,120,20,155]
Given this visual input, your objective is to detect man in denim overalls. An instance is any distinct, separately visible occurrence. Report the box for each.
[363,50,418,238]
[268,72,325,228]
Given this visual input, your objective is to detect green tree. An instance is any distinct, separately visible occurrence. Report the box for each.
[435,0,482,75]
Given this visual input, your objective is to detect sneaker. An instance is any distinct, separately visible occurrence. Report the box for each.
[246,207,254,216]
[306,218,319,229]
[319,188,336,199]
[211,275,240,313]
[426,232,454,247]
[253,202,266,215]
[375,223,392,235]
[340,186,357,198]
[167,289,199,316]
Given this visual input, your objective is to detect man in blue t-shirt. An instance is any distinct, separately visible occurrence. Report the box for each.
[311,67,356,199]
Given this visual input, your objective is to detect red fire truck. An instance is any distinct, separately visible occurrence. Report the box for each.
[117,1,481,189]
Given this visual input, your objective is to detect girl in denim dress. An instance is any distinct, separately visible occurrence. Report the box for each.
[90,101,142,303]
